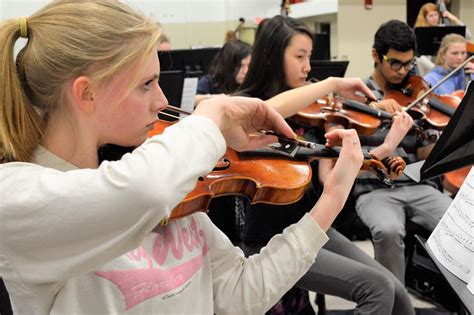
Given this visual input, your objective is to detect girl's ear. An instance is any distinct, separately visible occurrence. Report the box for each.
[71,76,95,113]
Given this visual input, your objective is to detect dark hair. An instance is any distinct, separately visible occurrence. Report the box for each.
[208,40,252,94]
[373,20,416,59]
[237,15,313,100]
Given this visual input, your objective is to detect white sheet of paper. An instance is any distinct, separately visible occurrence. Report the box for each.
[468,276,474,295]
[427,166,474,283]
[180,77,198,116]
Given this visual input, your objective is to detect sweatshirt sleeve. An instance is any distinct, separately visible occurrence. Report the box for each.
[201,212,328,314]
[0,115,225,283]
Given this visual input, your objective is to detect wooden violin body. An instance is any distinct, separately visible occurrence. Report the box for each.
[290,99,328,127]
[290,96,384,135]
[385,75,460,129]
[167,149,312,220]
[148,120,311,220]
[442,165,471,195]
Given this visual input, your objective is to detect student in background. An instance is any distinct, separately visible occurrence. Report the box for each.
[234,15,415,315]
[414,2,472,76]
[0,1,366,313]
[157,33,171,51]
[354,19,451,285]
[195,39,252,105]
[414,2,468,30]
[424,33,473,95]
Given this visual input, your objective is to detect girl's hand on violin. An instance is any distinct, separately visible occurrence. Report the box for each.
[310,129,363,230]
[324,129,364,178]
[372,99,403,114]
[384,111,413,150]
[193,96,296,151]
[331,77,377,103]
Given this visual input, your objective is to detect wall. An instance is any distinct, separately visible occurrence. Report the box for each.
[0,0,339,49]
[337,0,406,78]
[300,13,338,60]
[2,0,471,71]
[123,0,273,48]
[459,0,474,38]
[0,0,276,49]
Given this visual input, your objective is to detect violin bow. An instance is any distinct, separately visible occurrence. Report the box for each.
[259,131,395,187]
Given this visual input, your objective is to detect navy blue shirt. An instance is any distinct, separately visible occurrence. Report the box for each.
[197,75,221,95]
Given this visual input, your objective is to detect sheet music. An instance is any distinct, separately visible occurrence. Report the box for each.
[468,276,474,294]
[427,166,474,284]
[179,77,198,117]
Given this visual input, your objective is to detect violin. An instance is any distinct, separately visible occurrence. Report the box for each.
[386,56,474,129]
[148,112,406,222]
[467,42,474,55]
[290,95,385,136]
[384,75,460,129]
[451,89,465,100]
[148,119,312,221]
[442,165,472,196]
[289,94,438,143]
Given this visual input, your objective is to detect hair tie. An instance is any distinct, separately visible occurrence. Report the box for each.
[19,17,28,38]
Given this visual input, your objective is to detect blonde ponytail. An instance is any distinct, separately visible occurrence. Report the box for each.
[0,0,161,163]
[0,19,43,163]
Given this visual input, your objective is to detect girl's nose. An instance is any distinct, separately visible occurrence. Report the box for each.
[152,84,169,113]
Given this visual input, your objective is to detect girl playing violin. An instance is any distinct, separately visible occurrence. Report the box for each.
[229,15,415,315]
[0,1,365,314]
[424,33,473,95]
[195,39,252,105]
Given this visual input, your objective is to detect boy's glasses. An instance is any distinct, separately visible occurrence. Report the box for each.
[382,55,416,71]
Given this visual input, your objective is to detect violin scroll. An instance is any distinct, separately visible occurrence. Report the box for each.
[381,156,406,177]
[361,154,406,187]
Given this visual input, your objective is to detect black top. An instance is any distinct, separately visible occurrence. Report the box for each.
[196,75,221,95]
[234,91,325,245]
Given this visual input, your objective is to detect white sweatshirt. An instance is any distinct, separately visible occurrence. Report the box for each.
[0,115,328,314]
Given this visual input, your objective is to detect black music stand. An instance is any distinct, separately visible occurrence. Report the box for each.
[308,60,349,81]
[403,82,474,182]
[415,26,466,56]
[159,70,185,107]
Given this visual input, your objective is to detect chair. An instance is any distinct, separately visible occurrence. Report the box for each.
[315,293,326,315]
